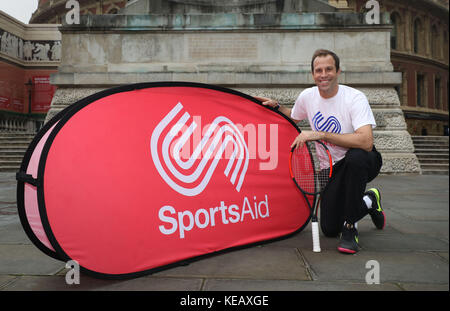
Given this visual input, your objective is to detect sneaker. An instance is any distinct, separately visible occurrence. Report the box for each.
[365,188,385,230]
[338,223,359,254]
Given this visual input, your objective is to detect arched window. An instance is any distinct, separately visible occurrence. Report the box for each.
[444,30,449,63]
[416,73,426,107]
[431,25,439,59]
[434,76,442,110]
[413,18,423,54]
[391,13,399,50]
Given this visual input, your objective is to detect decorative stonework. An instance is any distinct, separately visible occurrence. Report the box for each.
[0,28,61,63]
[379,153,422,174]
[45,88,105,121]
[0,11,61,66]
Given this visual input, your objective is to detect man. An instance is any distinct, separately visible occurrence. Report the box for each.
[255,49,385,254]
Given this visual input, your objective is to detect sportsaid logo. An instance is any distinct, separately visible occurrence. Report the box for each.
[312,111,342,134]
[151,102,249,197]
[151,102,275,239]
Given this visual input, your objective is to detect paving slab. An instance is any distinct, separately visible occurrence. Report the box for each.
[203,278,401,291]
[263,230,340,251]
[0,173,448,293]
[357,232,448,252]
[398,283,449,291]
[0,275,17,290]
[0,244,64,275]
[153,246,310,281]
[436,252,449,262]
[2,275,203,291]
[387,217,449,240]
[0,217,31,244]
[0,185,16,205]
[301,250,449,284]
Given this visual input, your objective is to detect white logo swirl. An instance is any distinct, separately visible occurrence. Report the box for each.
[150,103,249,197]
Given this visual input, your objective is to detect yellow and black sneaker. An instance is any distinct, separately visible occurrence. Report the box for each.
[338,223,359,254]
[365,188,385,230]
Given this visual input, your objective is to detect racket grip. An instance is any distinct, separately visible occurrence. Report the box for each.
[312,221,321,252]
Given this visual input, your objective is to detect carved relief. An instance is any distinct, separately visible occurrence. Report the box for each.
[0,29,61,62]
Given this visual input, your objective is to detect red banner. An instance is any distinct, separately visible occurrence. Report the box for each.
[17,83,311,278]
[0,80,11,111]
[12,99,24,113]
[32,76,55,113]
[0,96,10,110]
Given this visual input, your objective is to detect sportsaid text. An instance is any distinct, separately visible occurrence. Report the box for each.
[158,195,270,238]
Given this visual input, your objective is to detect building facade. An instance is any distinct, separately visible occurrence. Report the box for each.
[0,11,60,132]
[28,0,450,136]
[354,0,449,136]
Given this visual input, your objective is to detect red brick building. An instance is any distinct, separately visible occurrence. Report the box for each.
[0,11,60,131]
[354,0,449,135]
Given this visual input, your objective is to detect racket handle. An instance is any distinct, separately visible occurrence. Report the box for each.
[312,221,321,252]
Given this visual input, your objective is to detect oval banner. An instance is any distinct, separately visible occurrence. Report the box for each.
[17,82,311,279]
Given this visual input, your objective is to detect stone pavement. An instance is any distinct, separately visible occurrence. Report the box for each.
[0,172,448,292]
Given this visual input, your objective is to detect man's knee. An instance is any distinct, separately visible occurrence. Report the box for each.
[344,148,369,170]
[320,222,341,238]
[346,148,369,162]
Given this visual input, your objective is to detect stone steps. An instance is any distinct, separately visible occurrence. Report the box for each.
[0,133,34,173]
[412,136,449,175]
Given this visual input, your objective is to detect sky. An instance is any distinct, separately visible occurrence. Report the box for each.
[0,0,39,24]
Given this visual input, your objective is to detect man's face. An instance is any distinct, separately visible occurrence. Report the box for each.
[312,55,341,98]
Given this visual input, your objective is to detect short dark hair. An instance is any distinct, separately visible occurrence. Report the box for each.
[311,49,340,73]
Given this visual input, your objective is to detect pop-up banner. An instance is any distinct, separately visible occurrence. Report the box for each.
[16,82,311,279]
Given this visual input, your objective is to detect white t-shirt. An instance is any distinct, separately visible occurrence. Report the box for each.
[291,85,376,169]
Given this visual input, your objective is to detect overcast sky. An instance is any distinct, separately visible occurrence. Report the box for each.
[0,0,39,24]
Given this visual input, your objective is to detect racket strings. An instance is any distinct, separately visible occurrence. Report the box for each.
[291,142,331,195]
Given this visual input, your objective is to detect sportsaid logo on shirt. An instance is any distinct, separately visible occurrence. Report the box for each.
[312,111,342,134]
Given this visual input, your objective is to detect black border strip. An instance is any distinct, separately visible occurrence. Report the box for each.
[16,104,79,261]
[35,81,309,279]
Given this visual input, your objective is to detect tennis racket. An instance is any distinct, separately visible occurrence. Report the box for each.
[289,140,333,252]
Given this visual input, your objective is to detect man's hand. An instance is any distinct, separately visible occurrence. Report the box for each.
[253,96,297,122]
[291,131,324,149]
[253,96,279,109]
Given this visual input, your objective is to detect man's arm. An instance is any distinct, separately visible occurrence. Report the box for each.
[291,124,374,152]
[253,96,299,123]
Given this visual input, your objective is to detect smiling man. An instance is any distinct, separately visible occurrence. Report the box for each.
[256,49,385,254]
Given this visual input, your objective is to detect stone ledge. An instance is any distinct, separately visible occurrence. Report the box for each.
[51,71,401,87]
[239,87,401,105]
[379,153,422,175]
[373,130,415,153]
[60,12,392,32]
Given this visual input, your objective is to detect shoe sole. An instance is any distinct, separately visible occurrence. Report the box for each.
[337,247,357,254]
[380,211,386,230]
